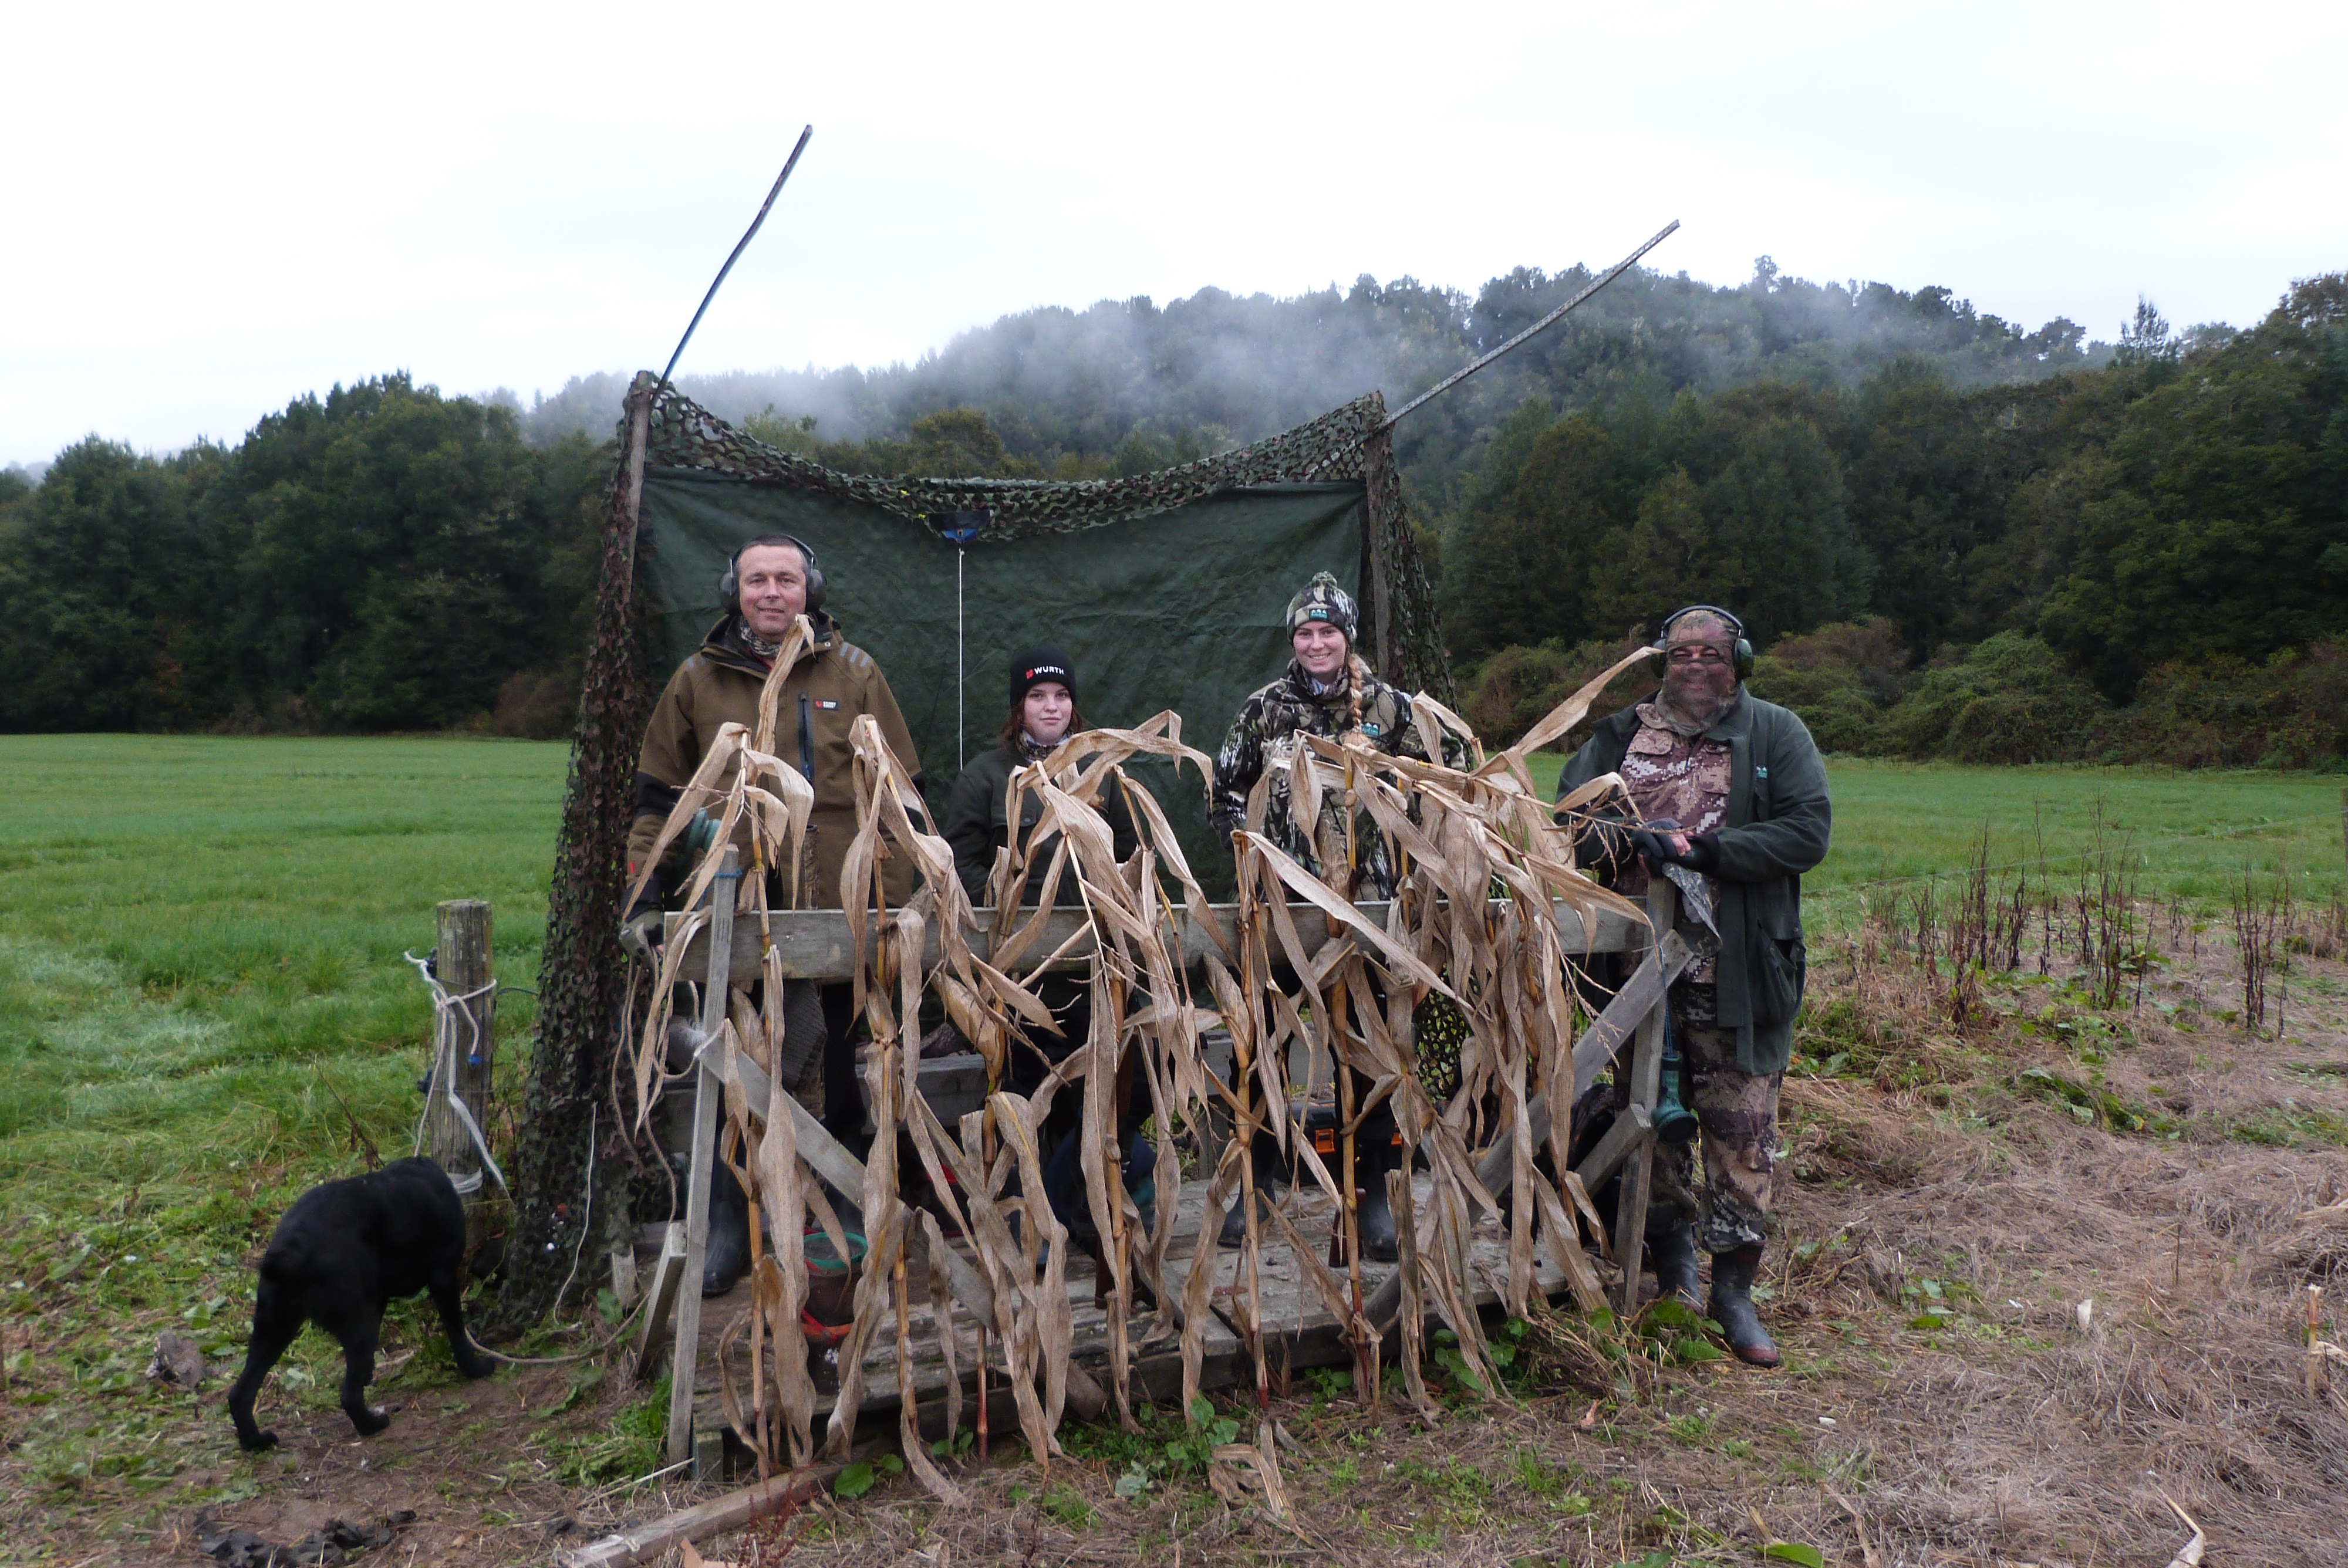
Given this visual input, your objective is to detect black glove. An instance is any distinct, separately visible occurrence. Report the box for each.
[1630,820,1722,876]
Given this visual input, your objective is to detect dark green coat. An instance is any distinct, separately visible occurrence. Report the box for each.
[943,742,1141,907]
[1556,690,1831,1074]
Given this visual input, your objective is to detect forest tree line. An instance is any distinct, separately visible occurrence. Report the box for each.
[1,261,2342,761]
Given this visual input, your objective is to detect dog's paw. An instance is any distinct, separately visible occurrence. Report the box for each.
[237,1429,278,1453]
[350,1406,392,1437]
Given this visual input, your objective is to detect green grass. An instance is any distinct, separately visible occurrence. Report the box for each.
[1527,752,2346,920]
[5,738,2340,1199]
[0,734,568,1201]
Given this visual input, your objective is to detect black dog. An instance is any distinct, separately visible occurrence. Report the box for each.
[227,1156,493,1452]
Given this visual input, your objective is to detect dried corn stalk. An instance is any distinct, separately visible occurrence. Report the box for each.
[628,640,1664,1486]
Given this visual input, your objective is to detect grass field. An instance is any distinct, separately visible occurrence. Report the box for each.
[5,735,2341,1201]
[1526,752,2347,917]
[5,735,2346,1564]
[0,735,565,1199]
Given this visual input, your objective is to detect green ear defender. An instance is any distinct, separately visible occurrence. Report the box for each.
[1655,605,1754,678]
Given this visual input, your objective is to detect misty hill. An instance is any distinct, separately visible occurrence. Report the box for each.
[521,258,2109,505]
[6,262,2339,772]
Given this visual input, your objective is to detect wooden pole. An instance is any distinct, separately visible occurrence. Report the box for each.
[1364,932,1689,1333]
[1610,881,1676,1316]
[558,1438,888,1568]
[668,847,740,1466]
[429,900,495,1226]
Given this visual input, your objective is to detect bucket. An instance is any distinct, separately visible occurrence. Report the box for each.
[801,1228,868,1332]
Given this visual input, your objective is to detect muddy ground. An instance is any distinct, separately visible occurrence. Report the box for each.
[6,912,2346,1568]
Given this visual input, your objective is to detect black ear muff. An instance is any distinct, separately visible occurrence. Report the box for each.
[720,535,826,616]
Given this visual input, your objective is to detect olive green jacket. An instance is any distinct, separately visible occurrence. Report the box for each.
[942,741,1141,907]
[1556,690,1830,1074]
[629,613,922,910]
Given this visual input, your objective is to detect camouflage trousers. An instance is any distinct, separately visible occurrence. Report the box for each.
[1644,982,1781,1254]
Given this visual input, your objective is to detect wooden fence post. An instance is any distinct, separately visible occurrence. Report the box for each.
[429,900,496,1224]
[1610,880,1676,1316]
[669,847,740,1467]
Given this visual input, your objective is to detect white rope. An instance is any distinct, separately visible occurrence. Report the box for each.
[403,952,508,1194]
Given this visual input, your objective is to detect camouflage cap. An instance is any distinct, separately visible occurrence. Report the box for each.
[1286,572,1358,641]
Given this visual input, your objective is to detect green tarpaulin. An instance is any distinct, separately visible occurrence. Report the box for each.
[639,467,1367,890]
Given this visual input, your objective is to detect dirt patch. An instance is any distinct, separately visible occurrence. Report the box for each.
[8,908,2347,1567]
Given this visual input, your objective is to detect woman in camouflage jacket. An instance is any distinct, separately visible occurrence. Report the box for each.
[1209,572,1457,901]
[1207,572,1458,1259]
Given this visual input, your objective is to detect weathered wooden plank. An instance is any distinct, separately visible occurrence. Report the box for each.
[557,1439,890,1568]
[629,1224,687,1384]
[669,897,1640,983]
[1570,1104,1651,1192]
[1364,930,1687,1333]
[667,850,738,1465]
[1611,883,1676,1315]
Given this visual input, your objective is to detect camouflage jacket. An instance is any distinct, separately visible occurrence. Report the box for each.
[1210,660,1458,898]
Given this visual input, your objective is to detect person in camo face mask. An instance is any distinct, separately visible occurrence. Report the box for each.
[1554,607,1831,1367]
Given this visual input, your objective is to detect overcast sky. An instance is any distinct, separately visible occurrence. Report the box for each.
[5,0,2342,468]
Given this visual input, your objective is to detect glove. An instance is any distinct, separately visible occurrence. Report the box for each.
[1678,832,1720,873]
[1630,818,1721,875]
[618,905,665,965]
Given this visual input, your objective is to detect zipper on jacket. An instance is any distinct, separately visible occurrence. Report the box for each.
[798,694,815,785]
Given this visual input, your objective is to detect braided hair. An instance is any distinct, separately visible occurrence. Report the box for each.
[1345,653,1373,735]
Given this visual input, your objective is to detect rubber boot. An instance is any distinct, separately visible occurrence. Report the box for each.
[1647,1222,1702,1310]
[1219,1127,1284,1247]
[1124,1128,1160,1237]
[700,1155,751,1298]
[1219,1188,1270,1248]
[1354,1136,1401,1264]
[1706,1242,1780,1366]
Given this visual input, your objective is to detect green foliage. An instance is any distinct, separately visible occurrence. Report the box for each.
[1040,1481,1095,1528]
[2040,278,2348,696]
[545,1380,668,1485]
[0,376,606,734]
[1444,273,2348,761]
[1058,1394,1236,1482]
[1746,618,1909,754]
[832,1452,905,1499]
[1884,632,2110,763]
[1762,1544,1827,1567]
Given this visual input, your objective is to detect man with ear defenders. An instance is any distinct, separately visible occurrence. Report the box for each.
[1554,606,1830,1367]
[625,534,923,1291]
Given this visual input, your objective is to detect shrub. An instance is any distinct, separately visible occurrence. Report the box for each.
[491,668,579,740]
[1457,636,1651,749]
[2110,642,2348,768]
[1747,617,1908,754]
[1883,633,2109,762]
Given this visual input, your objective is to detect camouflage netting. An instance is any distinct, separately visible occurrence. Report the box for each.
[641,376,1448,697]
[491,373,1453,1333]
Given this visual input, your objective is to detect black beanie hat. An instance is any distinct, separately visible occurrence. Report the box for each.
[1009,647,1076,708]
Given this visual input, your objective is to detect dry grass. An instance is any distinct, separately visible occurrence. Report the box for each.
[669,909,2348,1568]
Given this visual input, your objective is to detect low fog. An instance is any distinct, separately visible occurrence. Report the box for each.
[515,257,2116,500]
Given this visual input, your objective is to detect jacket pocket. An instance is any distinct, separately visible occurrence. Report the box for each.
[1753,932,1807,1026]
